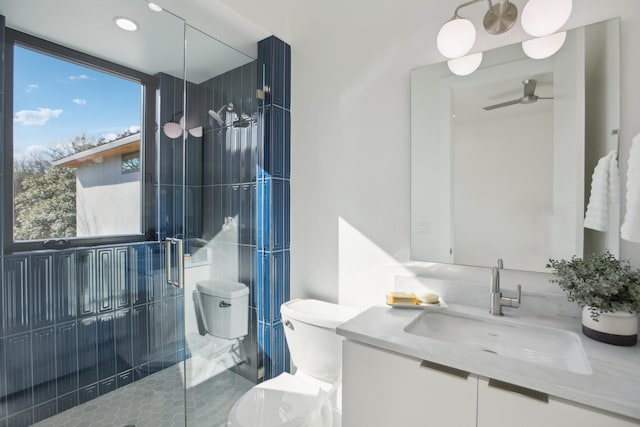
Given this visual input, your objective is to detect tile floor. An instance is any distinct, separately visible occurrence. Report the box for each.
[32,366,254,427]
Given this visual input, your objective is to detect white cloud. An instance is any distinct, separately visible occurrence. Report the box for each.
[14,108,63,126]
[102,133,118,142]
[25,84,39,93]
[14,145,48,162]
[69,74,90,81]
[72,98,87,105]
[26,145,48,154]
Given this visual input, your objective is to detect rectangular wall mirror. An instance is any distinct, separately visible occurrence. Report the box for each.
[411,18,620,272]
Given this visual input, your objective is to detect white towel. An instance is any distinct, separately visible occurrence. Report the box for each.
[621,134,640,242]
[584,150,619,232]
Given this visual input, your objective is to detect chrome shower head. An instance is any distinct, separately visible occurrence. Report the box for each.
[207,110,224,126]
[208,102,234,126]
[232,113,255,128]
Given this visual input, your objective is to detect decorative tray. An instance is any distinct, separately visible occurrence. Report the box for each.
[386,297,448,310]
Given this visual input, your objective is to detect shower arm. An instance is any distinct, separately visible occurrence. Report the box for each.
[216,102,234,116]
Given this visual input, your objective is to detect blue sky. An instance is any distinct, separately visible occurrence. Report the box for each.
[13,45,142,157]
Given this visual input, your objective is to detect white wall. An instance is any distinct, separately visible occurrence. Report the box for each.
[76,156,141,236]
[454,111,554,271]
[172,0,640,307]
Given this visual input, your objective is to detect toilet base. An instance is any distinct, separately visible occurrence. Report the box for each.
[227,372,338,427]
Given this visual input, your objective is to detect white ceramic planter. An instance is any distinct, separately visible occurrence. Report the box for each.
[582,306,638,346]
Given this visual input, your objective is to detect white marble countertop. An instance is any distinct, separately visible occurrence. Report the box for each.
[337,303,640,421]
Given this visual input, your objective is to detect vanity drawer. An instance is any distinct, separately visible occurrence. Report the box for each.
[343,340,477,427]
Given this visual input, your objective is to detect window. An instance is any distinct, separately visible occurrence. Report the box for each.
[3,29,154,251]
[122,151,141,173]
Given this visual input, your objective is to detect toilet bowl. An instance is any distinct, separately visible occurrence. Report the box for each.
[227,299,358,427]
[227,372,333,427]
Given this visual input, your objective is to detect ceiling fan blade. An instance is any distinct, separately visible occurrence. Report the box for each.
[483,98,522,111]
[523,79,537,97]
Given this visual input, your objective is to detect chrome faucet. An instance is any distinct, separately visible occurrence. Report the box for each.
[490,266,521,316]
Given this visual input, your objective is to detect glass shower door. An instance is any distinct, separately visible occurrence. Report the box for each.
[0,1,190,426]
[181,24,258,426]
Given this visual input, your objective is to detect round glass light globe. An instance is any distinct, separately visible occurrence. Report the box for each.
[521,0,572,37]
[437,18,476,59]
[447,52,483,76]
[189,126,203,138]
[163,122,183,139]
[522,32,567,59]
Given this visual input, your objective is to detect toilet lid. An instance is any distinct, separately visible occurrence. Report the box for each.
[196,280,248,298]
[228,374,326,427]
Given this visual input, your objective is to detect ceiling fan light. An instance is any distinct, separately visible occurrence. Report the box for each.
[437,18,476,59]
[522,31,567,59]
[521,0,572,37]
[447,52,483,76]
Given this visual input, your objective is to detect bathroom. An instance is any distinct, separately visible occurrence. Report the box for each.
[1,0,640,426]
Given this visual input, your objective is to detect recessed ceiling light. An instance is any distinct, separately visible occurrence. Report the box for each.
[114,17,138,32]
[147,2,163,12]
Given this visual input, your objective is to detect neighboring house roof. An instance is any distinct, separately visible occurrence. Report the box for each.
[52,133,141,168]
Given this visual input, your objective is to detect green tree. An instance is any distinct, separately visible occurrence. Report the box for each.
[13,135,99,240]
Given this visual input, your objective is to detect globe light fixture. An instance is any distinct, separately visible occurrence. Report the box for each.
[437,18,477,59]
[436,0,572,75]
[521,0,572,37]
[522,32,567,59]
[447,52,483,76]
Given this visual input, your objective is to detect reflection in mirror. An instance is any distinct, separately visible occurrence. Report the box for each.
[411,19,620,272]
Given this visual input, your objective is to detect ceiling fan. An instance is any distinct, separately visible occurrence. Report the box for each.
[483,79,552,111]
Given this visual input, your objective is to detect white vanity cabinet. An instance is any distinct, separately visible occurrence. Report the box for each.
[477,377,640,427]
[342,340,477,427]
[343,340,640,427]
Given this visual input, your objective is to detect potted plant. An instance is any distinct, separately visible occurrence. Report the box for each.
[547,251,640,346]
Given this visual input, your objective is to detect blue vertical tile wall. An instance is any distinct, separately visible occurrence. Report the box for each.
[256,36,291,380]
[199,59,262,383]
[0,243,179,425]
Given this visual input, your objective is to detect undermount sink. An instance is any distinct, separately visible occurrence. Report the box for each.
[404,311,592,375]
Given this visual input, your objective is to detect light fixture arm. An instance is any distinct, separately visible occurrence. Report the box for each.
[453,0,486,18]
[438,0,573,73]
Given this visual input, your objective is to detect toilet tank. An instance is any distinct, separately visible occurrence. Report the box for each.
[280,299,358,384]
[197,280,248,339]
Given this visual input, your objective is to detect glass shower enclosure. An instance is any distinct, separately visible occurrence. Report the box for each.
[0,0,258,425]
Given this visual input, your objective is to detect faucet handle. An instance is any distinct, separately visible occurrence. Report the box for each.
[507,284,522,308]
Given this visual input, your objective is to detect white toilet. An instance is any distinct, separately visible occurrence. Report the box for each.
[227,298,359,427]
[193,280,249,338]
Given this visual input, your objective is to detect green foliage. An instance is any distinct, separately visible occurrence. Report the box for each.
[546,251,640,320]
[13,135,99,240]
